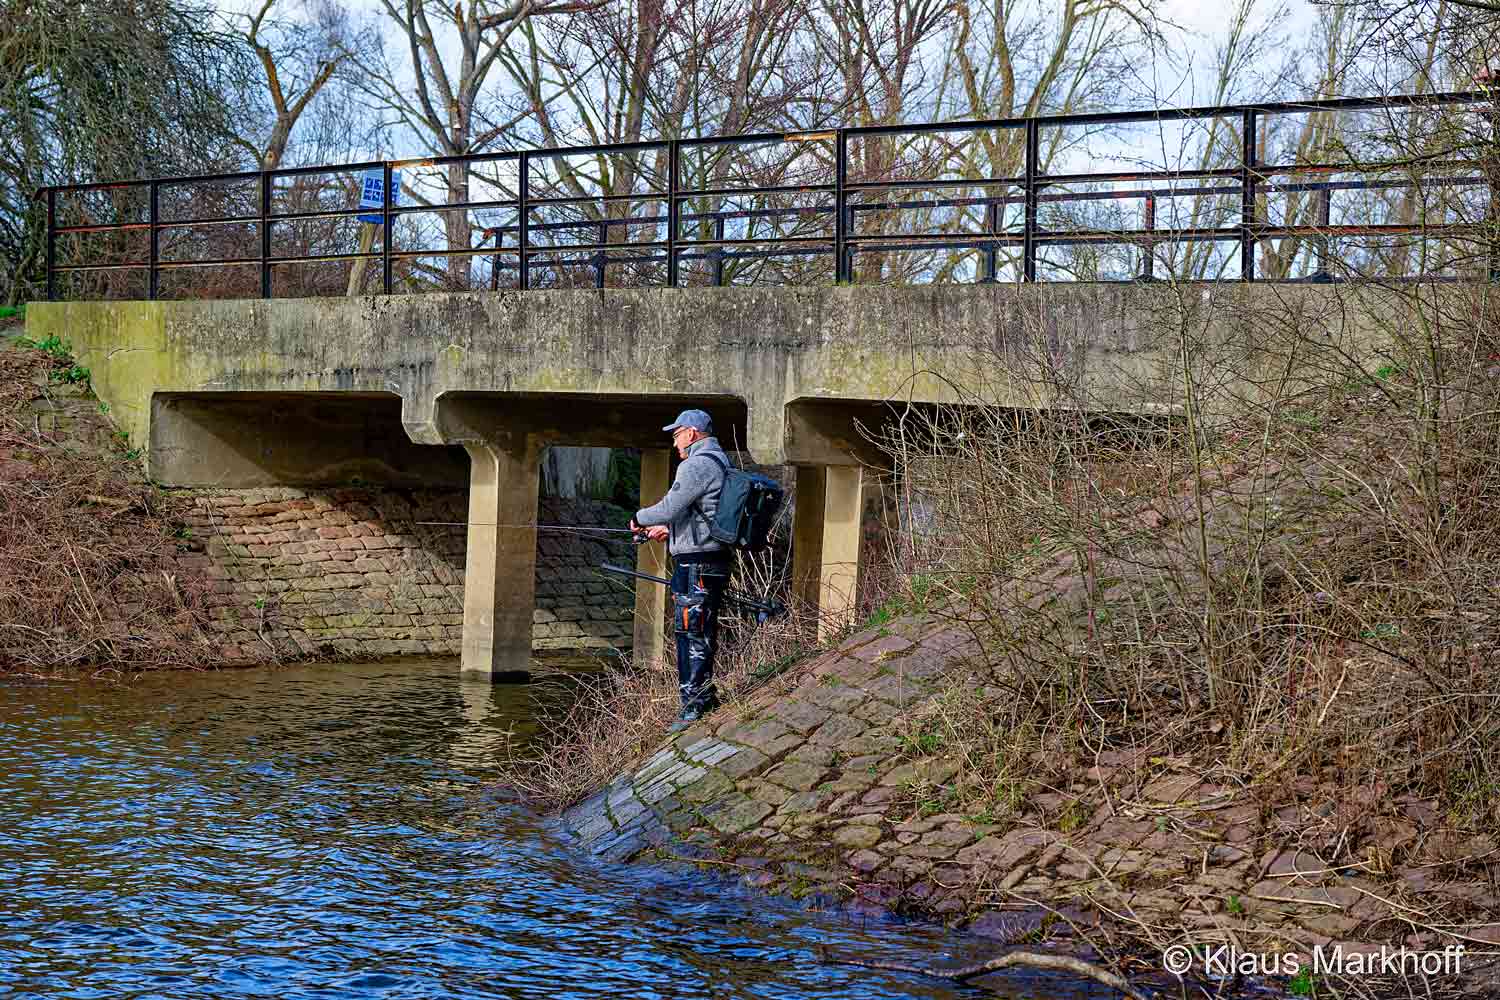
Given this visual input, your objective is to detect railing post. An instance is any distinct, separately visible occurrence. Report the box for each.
[490,228,502,292]
[1312,185,1333,282]
[982,199,999,282]
[259,170,272,299]
[45,188,57,302]
[595,220,607,289]
[1489,95,1500,282]
[1240,108,1258,282]
[382,162,394,294]
[1022,118,1039,282]
[148,181,160,300]
[713,215,726,287]
[667,140,680,287]
[1139,194,1156,281]
[519,152,530,291]
[835,130,849,284]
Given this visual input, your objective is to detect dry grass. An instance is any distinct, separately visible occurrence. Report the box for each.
[495,492,882,808]
[873,279,1500,842]
[495,604,816,809]
[0,345,212,673]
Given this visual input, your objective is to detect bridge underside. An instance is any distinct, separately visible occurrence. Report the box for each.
[27,282,1398,675]
[147,385,911,672]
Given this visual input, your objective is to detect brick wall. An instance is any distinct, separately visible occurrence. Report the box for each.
[11,370,641,665]
[11,368,896,667]
[171,489,637,664]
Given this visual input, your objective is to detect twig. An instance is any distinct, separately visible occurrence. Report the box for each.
[1316,659,1350,728]
[821,947,1152,1000]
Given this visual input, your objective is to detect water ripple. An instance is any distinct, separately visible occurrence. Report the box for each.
[0,660,1108,999]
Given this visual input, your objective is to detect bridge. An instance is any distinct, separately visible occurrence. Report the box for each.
[24,91,1490,675]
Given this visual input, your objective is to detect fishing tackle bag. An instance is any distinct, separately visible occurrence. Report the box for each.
[696,453,784,552]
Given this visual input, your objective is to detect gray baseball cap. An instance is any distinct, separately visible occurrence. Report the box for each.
[662,408,713,434]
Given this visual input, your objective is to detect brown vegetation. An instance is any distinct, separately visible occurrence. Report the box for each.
[495,508,840,808]
[0,344,212,673]
[872,278,1500,871]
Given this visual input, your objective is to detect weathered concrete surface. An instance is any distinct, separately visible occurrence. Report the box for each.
[631,449,671,667]
[23,282,1405,477]
[150,392,470,487]
[461,432,543,674]
[23,282,1415,674]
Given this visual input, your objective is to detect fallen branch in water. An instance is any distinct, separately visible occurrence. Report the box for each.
[820,947,1152,1000]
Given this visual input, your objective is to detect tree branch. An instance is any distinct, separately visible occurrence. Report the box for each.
[820,947,1152,1000]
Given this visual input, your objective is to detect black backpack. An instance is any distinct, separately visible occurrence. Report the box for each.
[695,453,784,552]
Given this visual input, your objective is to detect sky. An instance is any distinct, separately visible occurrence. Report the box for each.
[224,0,1331,150]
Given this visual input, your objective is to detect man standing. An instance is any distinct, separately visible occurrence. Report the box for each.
[630,409,732,728]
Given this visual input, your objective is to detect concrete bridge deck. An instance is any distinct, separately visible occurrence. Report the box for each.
[25,282,1387,675]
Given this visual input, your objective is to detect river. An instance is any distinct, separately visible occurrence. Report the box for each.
[0,658,1115,999]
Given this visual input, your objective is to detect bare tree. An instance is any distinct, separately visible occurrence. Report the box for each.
[354,0,608,287]
[236,0,370,170]
[493,0,823,286]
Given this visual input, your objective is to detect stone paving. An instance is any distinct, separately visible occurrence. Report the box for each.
[562,615,1500,972]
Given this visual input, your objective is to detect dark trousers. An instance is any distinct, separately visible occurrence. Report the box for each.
[670,558,730,715]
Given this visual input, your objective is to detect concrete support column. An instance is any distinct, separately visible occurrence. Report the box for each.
[632,448,672,666]
[791,465,826,618]
[461,433,542,677]
[819,465,865,640]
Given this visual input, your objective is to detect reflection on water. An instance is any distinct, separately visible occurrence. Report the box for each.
[0,658,1109,999]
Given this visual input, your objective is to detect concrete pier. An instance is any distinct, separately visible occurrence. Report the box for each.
[460,433,542,675]
[632,448,672,667]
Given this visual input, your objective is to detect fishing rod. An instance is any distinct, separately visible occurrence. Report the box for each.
[599,563,787,625]
[413,522,639,534]
[409,519,786,622]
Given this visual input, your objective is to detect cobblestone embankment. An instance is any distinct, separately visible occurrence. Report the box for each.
[562,615,1500,976]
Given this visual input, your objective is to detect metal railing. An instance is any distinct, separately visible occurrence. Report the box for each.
[37,89,1499,300]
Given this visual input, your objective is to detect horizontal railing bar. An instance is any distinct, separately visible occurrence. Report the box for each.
[39,91,1491,202]
[389,151,520,169]
[1038,167,1243,186]
[525,191,665,209]
[679,130,819,149]
[515,235,832,254]
[156,256,263,269]
[844,175,1025,193]
[262,160,389,179]
[842,89,1487,138]
[526,138,669,159]
[53,261,150,272]
[1254,157,1477,177]
[51,168,1486,237]
[53,222,153,235]
[151,214,258,229]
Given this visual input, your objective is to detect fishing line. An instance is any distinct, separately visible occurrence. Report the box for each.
[412,522,639,533]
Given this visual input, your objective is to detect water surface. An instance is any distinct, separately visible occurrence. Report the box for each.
[0,658,1112,999]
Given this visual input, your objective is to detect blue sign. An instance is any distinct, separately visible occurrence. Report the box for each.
[357,169,401,224]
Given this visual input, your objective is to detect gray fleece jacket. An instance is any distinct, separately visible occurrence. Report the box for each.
[635,436,730,559]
